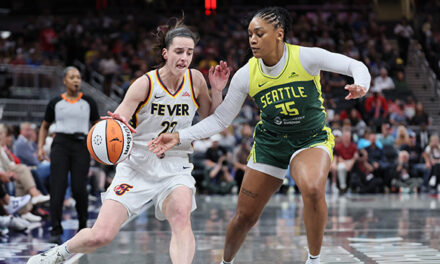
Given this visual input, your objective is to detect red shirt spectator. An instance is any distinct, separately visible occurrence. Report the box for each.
[365,92,388,118]
[39,27,57,52]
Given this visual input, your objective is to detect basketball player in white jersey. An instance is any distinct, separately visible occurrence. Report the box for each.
[27,19,230,264]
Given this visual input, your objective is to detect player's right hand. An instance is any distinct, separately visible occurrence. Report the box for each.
[147,132,180,157]
[101,111,137,134]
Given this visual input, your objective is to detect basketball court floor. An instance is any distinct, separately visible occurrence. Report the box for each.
[3,193,440,263]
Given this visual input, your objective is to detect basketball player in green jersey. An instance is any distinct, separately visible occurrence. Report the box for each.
[149,7,370,264]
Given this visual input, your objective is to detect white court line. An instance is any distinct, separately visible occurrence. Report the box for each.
[64,201,152,264]
[348,237,403,243]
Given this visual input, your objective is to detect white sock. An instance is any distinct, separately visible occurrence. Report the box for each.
[307,253,320,263]
[59,242,73,258]
[221,258,234,264]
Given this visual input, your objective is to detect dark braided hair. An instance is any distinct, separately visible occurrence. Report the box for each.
[153,16,199,68]
[253,7,292,42]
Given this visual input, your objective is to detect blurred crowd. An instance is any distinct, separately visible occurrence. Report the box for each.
[0,2,439,234]
[416,1,440,79]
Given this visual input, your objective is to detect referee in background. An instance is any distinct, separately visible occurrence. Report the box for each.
[38,66,99,243]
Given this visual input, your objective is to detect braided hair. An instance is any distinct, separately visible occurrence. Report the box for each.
[253,7,292,41]
[153,16,199,68]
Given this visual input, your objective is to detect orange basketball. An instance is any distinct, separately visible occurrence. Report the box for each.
[87,119,133,165]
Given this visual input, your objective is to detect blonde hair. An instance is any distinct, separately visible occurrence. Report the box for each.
[429,134,439,148]
[394,125,409,147]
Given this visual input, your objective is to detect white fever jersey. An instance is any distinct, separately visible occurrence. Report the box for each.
[129,69,199,155]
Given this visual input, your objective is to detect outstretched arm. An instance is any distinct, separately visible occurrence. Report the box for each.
[299,46,371,100]
[193,61,230,118]
[148,65,250,155]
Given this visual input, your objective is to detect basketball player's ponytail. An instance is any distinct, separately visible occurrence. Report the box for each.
[153,15,199,68]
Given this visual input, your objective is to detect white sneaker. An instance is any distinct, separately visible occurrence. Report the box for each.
[27,245,66,264]
[21,212,42,222]
[14,216,31,227]
[0,216,11,227]
[4,195,31,214]
[32,195,50,205]
[305,256,320,264]
[2,216,28,231]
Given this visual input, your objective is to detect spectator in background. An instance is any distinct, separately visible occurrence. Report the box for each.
[404,97,416,120]
[0,184,30,232]
[0,124,48,222]
[334,130,358,193]
[327,72,347,93]
[377,123,395,147]
[372,68,395,93]
[203,155,235,195]
[218,128,236,153]
[417,122,431,150]
[232,137,251,191]
[341,108,367,138]
[365,92,388,131]
[401,131,430,192]
[394,18,413,64]
[394,125,410,150]
[13,122,51,195]
[39,21,57,59]
[423,134,440,193]
[410,102,430,126]
[0,176,31,219]
[99,51,119,96]
[350,148,383,193]
[389,100,407,126]
[391,150,422,193]
[393,71,411,96]
[192,138,212,153]
[205,134,230,170]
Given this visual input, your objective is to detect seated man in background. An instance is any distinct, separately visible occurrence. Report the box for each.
[333,130,358,193]
[13,122,51,195]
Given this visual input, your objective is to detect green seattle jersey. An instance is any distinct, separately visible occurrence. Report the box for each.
[248,44,326,134]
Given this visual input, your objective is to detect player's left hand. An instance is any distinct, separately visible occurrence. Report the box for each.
[344,84,367,100]
[208,60,230,92]
[147,132,180,157]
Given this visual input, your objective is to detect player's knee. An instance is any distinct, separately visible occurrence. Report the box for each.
[301,183,324,202]
[89,228,117,247]
[167,206,191,230]
[234,209,258,230]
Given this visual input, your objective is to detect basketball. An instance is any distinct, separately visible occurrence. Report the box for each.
[87,119,133,165]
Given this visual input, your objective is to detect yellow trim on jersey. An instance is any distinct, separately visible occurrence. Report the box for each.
[188,70,199,108]
[155,69,185,98]
[133,73,153,127]
[309,126,335,161]
[249,120,261,163]
[248,44,320,97]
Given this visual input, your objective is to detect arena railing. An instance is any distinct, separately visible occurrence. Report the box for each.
[73,60,124,102]
[0,64,119,125]
[409,40,440,99]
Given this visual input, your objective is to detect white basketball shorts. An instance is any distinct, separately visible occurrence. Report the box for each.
[102,148,196,221]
